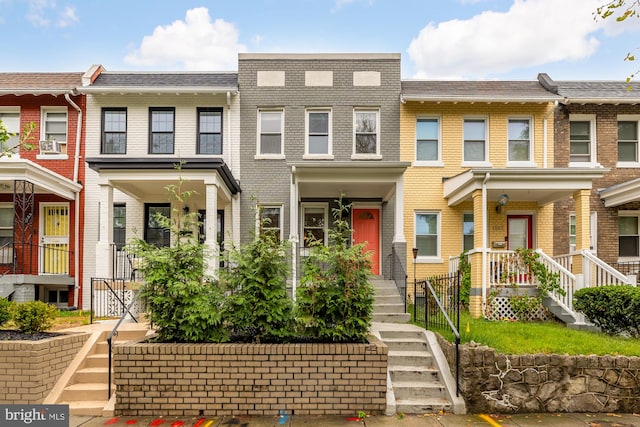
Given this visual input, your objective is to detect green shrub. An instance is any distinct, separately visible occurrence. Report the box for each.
[10,301,57,334]
[574,285,640,337]
[220,230,295,343]
[0,298,12,326]
[297,198,375,343]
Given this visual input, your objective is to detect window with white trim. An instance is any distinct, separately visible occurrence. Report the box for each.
[617,116,640,165]
[463,118,486,163]
[302,205,327,247]
[569,212,597,253]
[508,118,531,163]
[0,111,20,154]
[259,205,283,240]
[463,213,474,252]
[569,114,596,165]
[416,117,440,164]
[41,108,67,155]
[0,205,13,248]
[353,109,379,157]
[258,109,284,157]
[305,109,331,157]
[619,213,640,258]
[415,212,439,259]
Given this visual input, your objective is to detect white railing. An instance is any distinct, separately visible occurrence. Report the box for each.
[487,250,532,286]
[581,249,634,288]
[535,249,576,313]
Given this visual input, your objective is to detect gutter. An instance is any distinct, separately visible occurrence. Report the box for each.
[64,93,82,309]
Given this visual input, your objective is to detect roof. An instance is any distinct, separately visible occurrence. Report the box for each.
[401,80,561,103]
[0,72,83,95]
[553,80,640,103]
[79,72,238,94]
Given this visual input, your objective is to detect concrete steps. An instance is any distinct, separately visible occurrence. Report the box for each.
[372,279,410,323]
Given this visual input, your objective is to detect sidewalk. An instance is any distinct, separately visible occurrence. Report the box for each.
[71,412,640,427]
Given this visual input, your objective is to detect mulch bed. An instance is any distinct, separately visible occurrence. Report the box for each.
[0,329,63,341]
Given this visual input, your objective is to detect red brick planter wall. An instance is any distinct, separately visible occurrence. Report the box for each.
[0,332,89,404]
[114,339,388,417]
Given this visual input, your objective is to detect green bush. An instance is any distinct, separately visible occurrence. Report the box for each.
[0,298,12,327]
[220,231,295,343]
[10,301,57,334]
[574,285,640,337]
[297,198,375,343]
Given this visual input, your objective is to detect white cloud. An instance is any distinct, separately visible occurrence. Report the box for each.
[408,0,606,79]
[124,7,246,71]
[57,6,77,28]
[26,0,54,27]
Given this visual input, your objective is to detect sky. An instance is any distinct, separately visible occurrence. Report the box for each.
[0,0,639,81]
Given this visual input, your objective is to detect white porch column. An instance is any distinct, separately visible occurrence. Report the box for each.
[289,170,299,300]
[95,184,113,278]
[393,175,406,243]
[205,183,219,277]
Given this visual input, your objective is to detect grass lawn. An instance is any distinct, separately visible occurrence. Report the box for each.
[415,311,640,357]
[50,310,92,330]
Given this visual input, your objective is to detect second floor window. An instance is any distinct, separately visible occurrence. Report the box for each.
[618,121,638,163]
[0,112,20,152]
[149,108,175,154]
[354,110,379,155]
[569,118,594,164]
[306,110,331,156]
[258,110,283,156]
[463,118,486,162]
[102,108,127,154]
[508,118,531,162]
[198,108,223,155]
[416,118,439,162]
[41,109,67,154]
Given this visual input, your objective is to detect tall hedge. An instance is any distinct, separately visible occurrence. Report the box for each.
[574,285,640,337]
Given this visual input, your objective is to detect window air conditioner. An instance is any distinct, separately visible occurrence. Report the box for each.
[39,140,62,154]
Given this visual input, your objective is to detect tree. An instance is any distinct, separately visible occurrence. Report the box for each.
[0,120,36,158]
[595,1,640,84]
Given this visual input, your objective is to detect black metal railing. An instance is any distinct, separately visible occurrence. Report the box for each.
[613,260,640,285]
[388,247,407,312]
[111,244,143,281]
[106,289,143,398]
[90,277,143,324]
[0,241,73,275]
[414,272,461,396]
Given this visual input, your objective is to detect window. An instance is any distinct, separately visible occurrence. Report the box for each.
[306,109,331,157]
[569,115,596,164]
[618,120,639,164]
[508,118,531,162]
[354,109,379,156]
[416,118,440,163]
[302,205,327,247]
[41,108,67,154]
[619,214,639,258]
[569,214,576,250]
[102,108,127,154]
[259,206,282,240]
[0,206,13,247]
[113,204,126,250]
[0,111,20,153]
[144,203,170,247]
[463,118,486,162]
[258,110,283,156]
[47,289,68,307]
[149,108,174,154]
[569,212,597,253]
[415,212,439,259]
[198,108,223,155]
[463,213,474,251]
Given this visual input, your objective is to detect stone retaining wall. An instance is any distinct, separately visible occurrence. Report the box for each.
[114,339,388,417]
[0,332,89,404]
[437,335,640,413]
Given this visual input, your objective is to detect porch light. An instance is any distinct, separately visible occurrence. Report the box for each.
[496,193,509,214]
[412,247,419,260]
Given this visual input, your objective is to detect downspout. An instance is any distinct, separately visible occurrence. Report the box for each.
[542,100,558,169]
[481,172,490,316]
[65,93,82,309]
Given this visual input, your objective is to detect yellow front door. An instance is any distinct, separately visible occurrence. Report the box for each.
[41,204,69,274]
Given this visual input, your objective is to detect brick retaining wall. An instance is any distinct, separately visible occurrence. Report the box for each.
[114,339,388,417]
[0,332,89,404]
[437,335,640,413]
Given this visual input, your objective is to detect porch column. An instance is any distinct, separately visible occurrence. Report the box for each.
[393,175,406,244]
[95,184,113,278]
[205,183,219,277]
[572,189,591,275]
[537,204,554,254]
[469,189,484,318]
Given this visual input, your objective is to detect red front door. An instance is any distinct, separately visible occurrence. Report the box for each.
[352,208,380,275]
[507,215,533,250]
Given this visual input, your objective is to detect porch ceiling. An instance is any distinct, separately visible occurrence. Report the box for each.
[290,161,410,200]
[0,159,81,200]
[443,167,609,207]
[598,177,640,207]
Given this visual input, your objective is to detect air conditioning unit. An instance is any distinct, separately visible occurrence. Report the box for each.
[39,140,62,154]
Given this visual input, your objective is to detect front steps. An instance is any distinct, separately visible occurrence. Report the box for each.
[371,279,410,323]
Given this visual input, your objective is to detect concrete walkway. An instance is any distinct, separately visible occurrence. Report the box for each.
[70,413,640,427]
